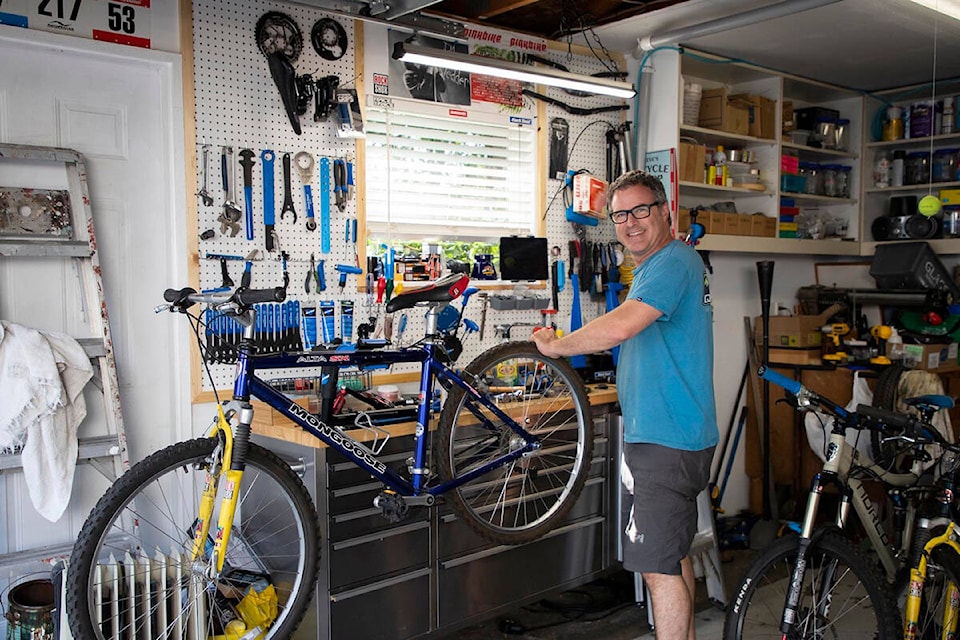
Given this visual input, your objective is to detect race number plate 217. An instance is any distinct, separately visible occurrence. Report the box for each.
[0,0,152,49]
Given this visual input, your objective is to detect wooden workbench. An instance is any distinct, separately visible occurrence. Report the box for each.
[251,384,619,448]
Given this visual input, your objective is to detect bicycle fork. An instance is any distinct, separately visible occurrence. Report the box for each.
[190,404,246,577]
[903,523,960,639]
[780,472,830,635]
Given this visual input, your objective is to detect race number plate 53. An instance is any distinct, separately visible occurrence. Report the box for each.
[0,0,153,49]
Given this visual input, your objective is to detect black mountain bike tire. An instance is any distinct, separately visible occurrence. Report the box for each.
[872,362,908,469]
[66,437,319,639]
[723,531,900,639]
[436,341,593,545]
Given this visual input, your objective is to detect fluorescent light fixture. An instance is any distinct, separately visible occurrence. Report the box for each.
[392,42,636,99]
[908,0,960,21]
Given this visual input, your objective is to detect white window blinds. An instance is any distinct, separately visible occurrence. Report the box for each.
[365,105,537,240]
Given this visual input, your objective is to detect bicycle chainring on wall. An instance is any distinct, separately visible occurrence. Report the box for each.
[311,18,348,61]
[255,11,303,62]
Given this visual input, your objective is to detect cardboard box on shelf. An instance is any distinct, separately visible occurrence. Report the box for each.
[767,347,823,365]
[902,342,958,371]
[722,212,740,235]
[782,100,794,132]
[572,174,607,218]
[750,215,777,237]
[754,303,845,349]
[737,214,753,236]
[679,142,707,183]
[731,93,777,139]
[699,87,750,136]
[678,208,711,235]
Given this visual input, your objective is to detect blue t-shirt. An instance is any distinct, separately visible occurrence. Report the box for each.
[616,240,719,451]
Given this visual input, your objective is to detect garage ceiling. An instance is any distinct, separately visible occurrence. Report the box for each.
[298,0,960,93]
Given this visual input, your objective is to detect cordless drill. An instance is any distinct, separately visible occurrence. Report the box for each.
[821,322,850,362]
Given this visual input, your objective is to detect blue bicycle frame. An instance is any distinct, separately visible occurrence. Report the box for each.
[233,338,542,498]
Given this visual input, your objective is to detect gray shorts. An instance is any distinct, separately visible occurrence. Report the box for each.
[620,443,715,576]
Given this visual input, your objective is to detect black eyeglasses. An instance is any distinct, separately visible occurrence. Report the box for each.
[609,201,662,224]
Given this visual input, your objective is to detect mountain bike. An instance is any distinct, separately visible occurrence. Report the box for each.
[66,272,594,639]
[724,365,957,640]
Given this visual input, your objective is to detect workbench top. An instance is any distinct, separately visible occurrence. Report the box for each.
[251,384,618,448]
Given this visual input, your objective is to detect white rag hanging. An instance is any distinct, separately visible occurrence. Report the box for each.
[0,321,93,521]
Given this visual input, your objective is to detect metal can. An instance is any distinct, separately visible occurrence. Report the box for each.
[933,148,958,182]
[905,151,931,185]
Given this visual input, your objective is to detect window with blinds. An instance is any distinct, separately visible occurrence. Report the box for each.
[365,105,537,240]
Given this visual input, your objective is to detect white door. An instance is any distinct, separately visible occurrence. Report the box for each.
[0,25,188,556]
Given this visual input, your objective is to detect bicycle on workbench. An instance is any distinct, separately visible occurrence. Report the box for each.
[724,365,959,640]
[66,272,594,639]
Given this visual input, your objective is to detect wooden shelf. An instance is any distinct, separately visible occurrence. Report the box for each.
[782,141,858,160]
[696,234,862,256]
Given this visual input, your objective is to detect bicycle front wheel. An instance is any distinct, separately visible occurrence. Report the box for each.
[66,437,319,640]
[724,532,900,639]
[437,341,593,545]
[912,544,960,639]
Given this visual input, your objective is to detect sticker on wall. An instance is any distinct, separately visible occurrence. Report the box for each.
[388,31,471,105]
[373,73,389,95]
[1,0,152,48]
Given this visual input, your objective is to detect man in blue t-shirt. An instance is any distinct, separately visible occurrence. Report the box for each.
[533,170,718,640]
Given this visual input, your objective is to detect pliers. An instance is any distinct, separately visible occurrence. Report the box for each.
[305,252,326,293]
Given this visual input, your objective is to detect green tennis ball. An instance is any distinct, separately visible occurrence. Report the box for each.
[919,194,942,217]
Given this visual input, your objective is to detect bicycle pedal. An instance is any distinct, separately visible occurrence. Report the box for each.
[373,491,409,523]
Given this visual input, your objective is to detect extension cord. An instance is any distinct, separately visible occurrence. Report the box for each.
[498,618,526,635]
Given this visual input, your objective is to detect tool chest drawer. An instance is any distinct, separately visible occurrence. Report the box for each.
[328,521,430,590]
[329,570,431,640]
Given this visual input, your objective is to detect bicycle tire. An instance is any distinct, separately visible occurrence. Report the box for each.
[436,341,593,545]
[871,362,906,467]
[66,438,319,639]
[723,531,900,639]
[911,544,960,639]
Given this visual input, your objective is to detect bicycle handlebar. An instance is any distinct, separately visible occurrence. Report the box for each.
[160,285,286,313]
[758,365,801,395]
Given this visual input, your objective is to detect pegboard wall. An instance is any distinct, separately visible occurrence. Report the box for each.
[191,0,625,391]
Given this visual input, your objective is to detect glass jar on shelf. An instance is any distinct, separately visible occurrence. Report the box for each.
[905,151,931,185]
[815,117,837,149]
[834,119,850,150]
[873,151,892,188]
[821,164,840,197]
[836,165,852,198]
[799,162,819,195]
[933,148,958,183]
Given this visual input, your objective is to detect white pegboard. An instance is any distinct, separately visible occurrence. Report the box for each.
[193,0,362,389]
[191,0,627,390]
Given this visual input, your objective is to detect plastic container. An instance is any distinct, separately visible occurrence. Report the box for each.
[834,118,850,150]
[821,164,840,197]
[891,149,905,187]
[799,162,820,195]
[883,106,904,141]
[933,148,958,182]
[905,151,931,185]
[837,165,852,198]
[814,117,837,149]
[945,206,960,237]
[682,78,702,126]
[944,97,955,134]
[873,151,892,188]
[780,174,807,193]
[909,101,934,138]
[887,327,904,361]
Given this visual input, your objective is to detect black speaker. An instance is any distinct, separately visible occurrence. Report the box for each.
[870,241,960,300]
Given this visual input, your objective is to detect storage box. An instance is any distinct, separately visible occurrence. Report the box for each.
[678,208,711,234]
[679,142,707,183]
[781,154,800,175]
[794,106,840,132]
[940,188,960,206]
[754,303,845,349]
[572,174,607,218]
[782,100,794,133]
[750,215,777,237]
[731,93,777,139]
[781,174,807,193]
[767,347,823,365]
[902,342,958,371]
[722,212,740,235]
[737,214,753,236]
[870,242,960,298]
[699,88,750,136]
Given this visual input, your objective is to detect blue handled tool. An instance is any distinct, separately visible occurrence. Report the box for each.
[261,150,276,251]
[319,157,332,253]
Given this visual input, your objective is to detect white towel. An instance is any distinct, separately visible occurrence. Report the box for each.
[0,321,93,521]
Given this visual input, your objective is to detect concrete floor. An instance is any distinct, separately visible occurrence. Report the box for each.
[438,549,757,640]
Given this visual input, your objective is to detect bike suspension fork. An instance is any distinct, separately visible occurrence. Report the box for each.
[780,472,829,634]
